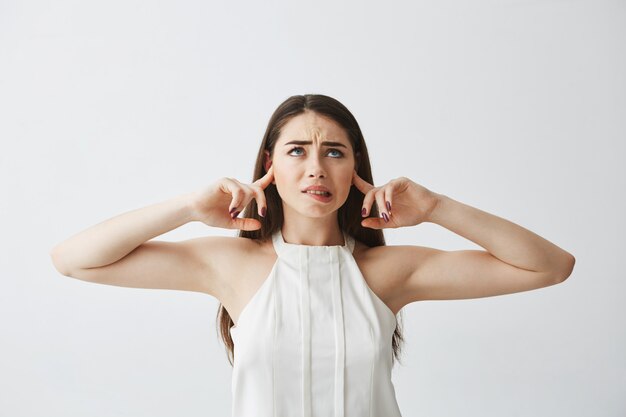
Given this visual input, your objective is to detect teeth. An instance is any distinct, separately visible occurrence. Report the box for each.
[306,190,329,195]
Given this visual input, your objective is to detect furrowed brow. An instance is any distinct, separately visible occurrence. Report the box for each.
[284,140,348,148]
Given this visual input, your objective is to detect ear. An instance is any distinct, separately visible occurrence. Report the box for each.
[264,151,275,184]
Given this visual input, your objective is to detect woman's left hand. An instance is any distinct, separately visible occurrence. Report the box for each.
[352,171,443,229]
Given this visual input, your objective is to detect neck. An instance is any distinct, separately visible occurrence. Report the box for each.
[280,220,344,246]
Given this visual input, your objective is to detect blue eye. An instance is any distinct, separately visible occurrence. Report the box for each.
[288,147,304,156]
[288,147,344,158]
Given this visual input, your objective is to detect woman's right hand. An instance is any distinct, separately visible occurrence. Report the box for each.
[189,164,274,230]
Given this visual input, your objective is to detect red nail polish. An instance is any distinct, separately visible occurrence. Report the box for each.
[386,201,391,212]
[261,207,266,217]
[362,207,367,217]
[382,212,389,222]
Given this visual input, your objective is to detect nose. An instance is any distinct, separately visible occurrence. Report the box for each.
[307,154,326,178]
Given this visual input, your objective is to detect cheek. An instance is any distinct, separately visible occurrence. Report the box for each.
[341,168,354,187]
[341,169,352,196]
[274,167,291,183]
[272,167,297,193]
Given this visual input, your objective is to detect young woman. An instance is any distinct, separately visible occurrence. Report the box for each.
[50,94,575,416]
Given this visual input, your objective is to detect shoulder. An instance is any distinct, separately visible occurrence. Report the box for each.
[353,238,432,270]
[352,239,420,274]
[352,238,436,310]
[189,234,252,260]
[193,234,273,265]
[192,233,266,253]
[190,234,271,298]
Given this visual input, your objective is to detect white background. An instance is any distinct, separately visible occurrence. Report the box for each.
[1,0,624,416]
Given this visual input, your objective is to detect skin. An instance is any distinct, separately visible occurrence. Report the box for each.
[51,110,575,329]
[263,110,357,246]
[257,110,441,240]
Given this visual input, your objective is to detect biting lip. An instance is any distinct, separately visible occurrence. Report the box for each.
[302,185,332,195]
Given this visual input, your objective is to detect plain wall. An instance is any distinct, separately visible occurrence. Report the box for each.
[1,0,624,416]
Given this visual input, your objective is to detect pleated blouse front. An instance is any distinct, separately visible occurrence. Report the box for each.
[230,229,402,417]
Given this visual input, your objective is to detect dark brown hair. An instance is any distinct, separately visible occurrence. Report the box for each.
[217,93,405,367]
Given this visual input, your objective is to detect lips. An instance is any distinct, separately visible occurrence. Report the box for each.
[302,185,332,195]
[303,189,333,202]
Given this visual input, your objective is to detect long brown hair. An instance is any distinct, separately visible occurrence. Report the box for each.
[217,93,405,367]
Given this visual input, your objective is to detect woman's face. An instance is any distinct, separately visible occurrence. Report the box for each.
[265,111,356,218]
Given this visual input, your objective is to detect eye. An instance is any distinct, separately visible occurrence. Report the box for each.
[288,146,305,156]
[288,147,344,158]
[328,149,344,158]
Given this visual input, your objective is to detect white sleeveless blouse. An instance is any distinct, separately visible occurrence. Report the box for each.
[229,229,402,417]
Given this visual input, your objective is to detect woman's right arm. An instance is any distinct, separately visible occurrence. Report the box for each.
[50,170,273,298]
[48,191,224,296]
[50,192,196,273]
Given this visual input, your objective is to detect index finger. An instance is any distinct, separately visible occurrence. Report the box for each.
[352,169,375,194]
[254,163,275,189]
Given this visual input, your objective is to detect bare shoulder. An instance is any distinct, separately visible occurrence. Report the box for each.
[194,234,276,308]
[354,241,433,277]
[55,234,270,302]
[355,240,570,304]
[352,240,436,314]
[200,234,277,324]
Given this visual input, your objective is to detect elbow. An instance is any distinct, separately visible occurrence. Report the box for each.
[554,254,576,283]
[49,249,73,277]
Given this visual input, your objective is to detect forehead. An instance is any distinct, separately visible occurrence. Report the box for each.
[277,111,349,146]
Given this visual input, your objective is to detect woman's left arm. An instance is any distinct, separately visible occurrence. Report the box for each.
[353,172,575,302]
[428,194,575,276]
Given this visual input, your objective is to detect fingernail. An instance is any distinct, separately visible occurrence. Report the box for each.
[382,212,389,222]
[229,207,237,214]
[386,201,391,212]
[361,207,367,217]
[261,207,266,217]
[231,211,240,219]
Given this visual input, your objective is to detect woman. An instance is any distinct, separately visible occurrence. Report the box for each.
[50,94,575,416]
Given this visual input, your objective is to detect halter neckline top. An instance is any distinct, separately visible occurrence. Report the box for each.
[230,228,402,417]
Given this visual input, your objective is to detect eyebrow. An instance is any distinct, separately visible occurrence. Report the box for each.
[283,140,348,149]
